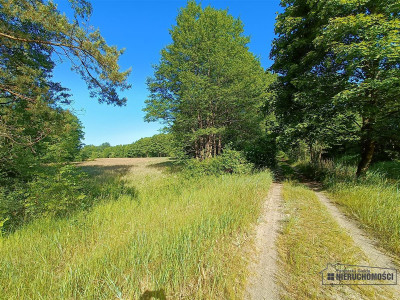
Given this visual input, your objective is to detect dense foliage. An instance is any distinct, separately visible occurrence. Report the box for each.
[270,0,400,175]
[144,1,274,160]
[0,164,136,232]
[183,148,254,177]
[0,0,130,231]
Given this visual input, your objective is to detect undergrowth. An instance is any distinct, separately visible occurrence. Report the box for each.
[0,164,136,233]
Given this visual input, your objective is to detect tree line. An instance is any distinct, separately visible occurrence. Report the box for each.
[269,0,400,176]
[145,0,400,176]
[79,134,177,160]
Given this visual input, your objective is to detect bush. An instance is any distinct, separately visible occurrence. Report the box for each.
[295,159,400,188]
[0,164,137,234]
[184,149,254,176]
[25,165,89,219]
[0,179,27,232]
[369,160,400,180]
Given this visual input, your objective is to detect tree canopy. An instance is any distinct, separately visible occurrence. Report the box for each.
[270,0,400,175]
[0,0,131,178]
[0,0,131,106]
[144,1,271,159]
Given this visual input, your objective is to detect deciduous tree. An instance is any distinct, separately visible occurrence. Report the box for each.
[144,1,268,159]
[271,0,400,175]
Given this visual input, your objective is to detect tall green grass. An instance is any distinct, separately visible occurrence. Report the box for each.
[0,161,272,299]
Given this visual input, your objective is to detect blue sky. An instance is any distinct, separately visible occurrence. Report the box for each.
[53,0,282,146]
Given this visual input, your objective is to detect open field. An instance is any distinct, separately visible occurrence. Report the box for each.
[0,158,272,299]
[78,157,166,167]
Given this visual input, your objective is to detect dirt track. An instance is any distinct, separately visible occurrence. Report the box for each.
[245,183,283,300]
[313,189,400,296]
[247,181,400,299]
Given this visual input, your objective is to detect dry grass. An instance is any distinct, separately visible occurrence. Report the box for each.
[77,157,168,167]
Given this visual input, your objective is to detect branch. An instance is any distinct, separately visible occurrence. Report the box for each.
[0,84,36,103]
[325,125,357,136]
[0,31,110,71]
[0,31,86,54]
[62,46,109,98]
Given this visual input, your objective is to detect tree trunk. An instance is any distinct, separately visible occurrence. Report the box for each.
[356,138,376,177]
[204,134,212,159]
[309,143,313,163]
[200,136,204,160]
[212,134,216,157]
[217,135,222,155]
[356,118,375,177]
[194,135,199,159]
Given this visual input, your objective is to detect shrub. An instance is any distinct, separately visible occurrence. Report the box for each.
[295,158,400,188]
[0,164,137,234]
[25,165,89,219]
[0,179,27,232]
[184,149,254,176]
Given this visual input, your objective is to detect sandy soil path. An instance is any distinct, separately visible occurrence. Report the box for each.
[245,183,283,300]
[311,187,400,296]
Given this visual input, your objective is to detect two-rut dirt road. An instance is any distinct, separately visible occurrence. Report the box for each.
[245,182,400,300]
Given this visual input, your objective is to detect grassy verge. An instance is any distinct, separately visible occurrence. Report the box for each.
[0,158,272,299]
[277,181,394,299]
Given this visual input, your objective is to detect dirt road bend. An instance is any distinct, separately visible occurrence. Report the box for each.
[245,183,283,300]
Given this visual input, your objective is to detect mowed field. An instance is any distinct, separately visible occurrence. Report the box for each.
[0,158,272,299]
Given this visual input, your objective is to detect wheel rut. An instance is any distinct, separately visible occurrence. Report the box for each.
[245,183,283,300]
[308,184,400,296]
